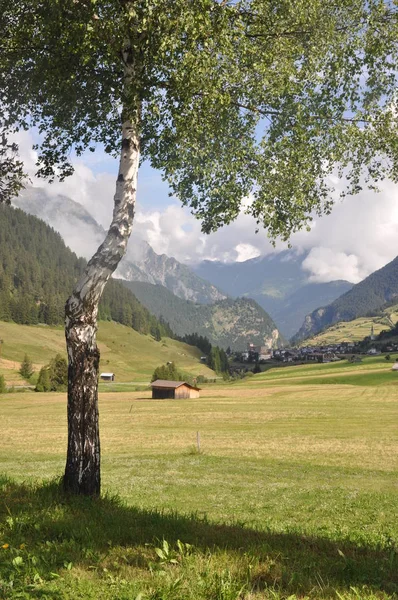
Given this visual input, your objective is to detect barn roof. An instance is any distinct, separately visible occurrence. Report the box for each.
[151,379,200,390]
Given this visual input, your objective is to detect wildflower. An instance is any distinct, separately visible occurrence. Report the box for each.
[19,543,26,549]
[2,543,9,549]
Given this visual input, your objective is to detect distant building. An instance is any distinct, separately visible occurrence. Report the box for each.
[246,343,272,362]
[304,352,335,363]
[247,343,270,354]
[349,355,362,363]
[151,380,200,399]
[100,372,115,381]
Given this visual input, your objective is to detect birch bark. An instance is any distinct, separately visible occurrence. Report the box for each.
[63,100,139,495]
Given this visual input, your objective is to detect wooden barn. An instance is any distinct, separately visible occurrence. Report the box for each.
[151,380,200,399]
[100,372,115,381]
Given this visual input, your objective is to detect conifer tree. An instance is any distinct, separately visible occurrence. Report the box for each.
[35,367,51,393]
[19,354,34,380]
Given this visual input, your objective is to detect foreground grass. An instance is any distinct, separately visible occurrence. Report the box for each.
[0,375,397,598]
[0,476,397,600]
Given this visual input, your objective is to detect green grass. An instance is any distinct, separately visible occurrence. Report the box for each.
[241,353,398,385]
[0,360,397,599]
[0,320,214,385]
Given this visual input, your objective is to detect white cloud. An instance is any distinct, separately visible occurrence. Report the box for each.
[11,129,398,284]
[291,180,398,281]
[235,243,262,262]
[301,248,363,283]
[11,130,117,229]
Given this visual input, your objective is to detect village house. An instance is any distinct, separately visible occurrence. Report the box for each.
[151,380,200,399]
[246,343,273,362]
[304,352,336,363]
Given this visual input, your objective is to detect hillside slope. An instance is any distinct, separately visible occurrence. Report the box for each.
[294,255,398,341]
[298,304,398,347]
[270,280,353,339]
[126,281,282,350]
[0,320,215,385]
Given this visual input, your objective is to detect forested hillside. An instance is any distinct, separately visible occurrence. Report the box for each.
[126,281,282,350]
[0,204,172,338]
[294,255,398,341]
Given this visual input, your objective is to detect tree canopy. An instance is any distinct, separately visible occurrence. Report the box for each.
[1,0,397,240]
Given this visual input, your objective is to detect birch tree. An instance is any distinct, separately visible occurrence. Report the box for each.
[1,0,397,495]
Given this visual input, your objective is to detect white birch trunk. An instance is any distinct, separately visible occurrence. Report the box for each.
[64,106,140,495]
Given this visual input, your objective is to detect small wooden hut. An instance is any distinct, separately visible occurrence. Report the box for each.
[151,380,200,399]
[100,372,115,381]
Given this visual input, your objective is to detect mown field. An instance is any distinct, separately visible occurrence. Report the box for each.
[0,357,397,599]
[0,320,214,386]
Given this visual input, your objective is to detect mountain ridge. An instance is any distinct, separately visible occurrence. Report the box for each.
[194,253,353,338]
[13,187,226,305]
[125,281,282,350]
[294,255,398,342]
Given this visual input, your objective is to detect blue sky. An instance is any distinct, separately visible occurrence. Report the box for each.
[80,145,173,211]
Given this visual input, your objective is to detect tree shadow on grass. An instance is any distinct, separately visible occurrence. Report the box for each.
[0,475,397,599]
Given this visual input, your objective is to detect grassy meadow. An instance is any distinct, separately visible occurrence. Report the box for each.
[0,355,397,599]
[0,320,214,386]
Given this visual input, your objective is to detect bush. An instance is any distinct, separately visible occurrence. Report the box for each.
[35,354,68,392]
[151,362,183,382]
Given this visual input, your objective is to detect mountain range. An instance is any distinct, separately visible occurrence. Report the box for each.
[194,254,353,338]
[12,189,281,349]
[16,185,398,345]
[13,188,226,305]
[127,281,281,350]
